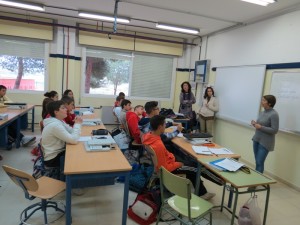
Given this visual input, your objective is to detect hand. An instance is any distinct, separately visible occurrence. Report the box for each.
[177,124,183,132]
[254,123,262,129]
[74,116,83,124]
[251,120,256,127]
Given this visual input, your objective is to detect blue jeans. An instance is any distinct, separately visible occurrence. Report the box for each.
[253,141,269,173]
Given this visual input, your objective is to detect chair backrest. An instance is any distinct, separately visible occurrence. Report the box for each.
[2,165,38,195]
[159,166,191,200]
[144,145,158,173]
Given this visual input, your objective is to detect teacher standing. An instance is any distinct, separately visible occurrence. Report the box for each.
[199,87,219,135]
[251,95,279,173]
[179,81,196,119]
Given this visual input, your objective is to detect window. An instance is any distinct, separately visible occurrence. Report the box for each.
[0,36,47,91]
[83,47,175,99]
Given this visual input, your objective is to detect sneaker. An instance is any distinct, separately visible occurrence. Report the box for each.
[200,192,216,200]
[72,188,85,196]
[21,136,36,147]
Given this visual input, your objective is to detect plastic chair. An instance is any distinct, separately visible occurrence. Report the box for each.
[157,166,213,225]
[2,165,66,225]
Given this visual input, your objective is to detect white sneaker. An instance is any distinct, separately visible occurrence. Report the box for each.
[200,192,216,200]
[72,188,85,196]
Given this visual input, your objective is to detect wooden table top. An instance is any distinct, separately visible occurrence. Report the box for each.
[172,136,241,160]
[0,104,34,126]
[64,115,132,175]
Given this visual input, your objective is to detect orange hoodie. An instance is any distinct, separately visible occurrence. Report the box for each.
[143,132,182,172]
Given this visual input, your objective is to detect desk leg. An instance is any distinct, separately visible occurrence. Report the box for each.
[66,176,72,225]
[220,185,226,212]
[263,185,270,225]
[16,118,21,148]
[31,107,35,132]
[231,189,239,225]
[228,185,233,208]
[122,172,130,225]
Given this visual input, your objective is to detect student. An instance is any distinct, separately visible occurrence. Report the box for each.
[0,85,36,149]
[139,101,182,139]
[42,100,82,169]
[142,115,215,200]
[113,96,124,122]
[114,92,125,107]
[199,86,219,135]
[126,105,144,144]
[61,96,76,127]
[119,99,132,133]
[63,89,74,99]
[42,91,59,119]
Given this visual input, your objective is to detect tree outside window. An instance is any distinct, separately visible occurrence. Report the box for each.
[0,37,46,91]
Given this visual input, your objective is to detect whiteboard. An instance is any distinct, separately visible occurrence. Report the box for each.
[214,65,266,125]
[270,72,300,134]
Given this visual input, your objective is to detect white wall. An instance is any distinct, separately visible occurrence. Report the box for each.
[194,10,300,190]
[205,10,300,67]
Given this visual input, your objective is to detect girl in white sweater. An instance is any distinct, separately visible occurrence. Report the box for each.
[42,100,82,168]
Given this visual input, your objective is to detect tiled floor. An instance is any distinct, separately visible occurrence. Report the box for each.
[0,125,299,225]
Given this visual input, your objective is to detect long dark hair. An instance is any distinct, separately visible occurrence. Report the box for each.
[181,81,191,93]
[203,87,215,99]
[44,91,58,98]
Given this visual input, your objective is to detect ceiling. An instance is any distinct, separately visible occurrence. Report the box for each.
[1,0,300,40]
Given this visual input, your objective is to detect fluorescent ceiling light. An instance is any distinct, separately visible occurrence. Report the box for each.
[156,23,199,34]
[78,12,130,24]
[241,0,276,7]
[0,0,45,11]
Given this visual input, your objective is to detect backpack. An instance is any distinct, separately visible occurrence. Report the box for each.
[127,185,161,225]
[129,163,154,193]
[32,144,60,180]
[159,108,176,118]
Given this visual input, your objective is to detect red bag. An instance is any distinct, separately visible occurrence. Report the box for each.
[127,192,159,225]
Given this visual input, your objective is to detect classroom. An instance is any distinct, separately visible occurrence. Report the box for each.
[0,1,300,225]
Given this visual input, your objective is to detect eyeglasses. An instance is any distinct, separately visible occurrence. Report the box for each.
[59,106,66,110]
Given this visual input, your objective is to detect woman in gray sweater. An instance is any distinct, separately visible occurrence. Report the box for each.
[251,95,279,173]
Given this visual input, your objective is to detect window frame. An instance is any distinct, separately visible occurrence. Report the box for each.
[81,46,177,101]
[0,35,49,94]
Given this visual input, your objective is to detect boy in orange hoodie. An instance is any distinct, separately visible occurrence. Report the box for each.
[142,115,215,200]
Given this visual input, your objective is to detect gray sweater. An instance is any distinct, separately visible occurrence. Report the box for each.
[252,108,279,151]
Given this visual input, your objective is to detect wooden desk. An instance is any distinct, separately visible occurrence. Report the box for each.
[199,158,276,225]
[64,122,132,225]
[172,137,240,195]
[0,105,35,148]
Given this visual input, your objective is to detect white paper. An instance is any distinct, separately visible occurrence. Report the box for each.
[82,111,93,115]
[189,139,211,145]
[209,148,234,155]
[82,121,97,126]
[78,136,92,142]
[214,158,244,171]
[192,146,212,155]
[177,132,183,138]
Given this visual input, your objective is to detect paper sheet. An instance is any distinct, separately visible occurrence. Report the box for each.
[192,146,212,155]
